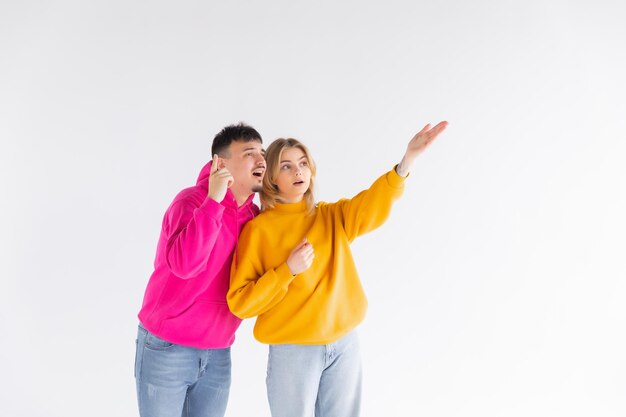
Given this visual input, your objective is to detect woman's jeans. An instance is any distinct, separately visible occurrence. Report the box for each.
[266,330,362,417]
[135,324,231,417]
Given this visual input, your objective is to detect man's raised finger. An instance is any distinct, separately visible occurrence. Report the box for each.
[211,154,220,174]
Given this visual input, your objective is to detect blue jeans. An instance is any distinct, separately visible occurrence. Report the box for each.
[266,330,362,417]
[134,324,231,417]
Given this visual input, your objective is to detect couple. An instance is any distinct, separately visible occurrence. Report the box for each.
[135,121,448,417]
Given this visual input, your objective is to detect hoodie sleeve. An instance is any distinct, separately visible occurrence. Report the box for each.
[227,223,296,319]
[330,167,406,242]
[163,196,225,279]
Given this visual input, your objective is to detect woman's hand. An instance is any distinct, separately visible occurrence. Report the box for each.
[396,121,448,177]
[286,238,315,275]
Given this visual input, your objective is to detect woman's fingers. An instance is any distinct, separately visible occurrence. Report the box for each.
[287,239,314,275]
[300,242,314,254]
[417,123,431,135]
[292,238,308,252]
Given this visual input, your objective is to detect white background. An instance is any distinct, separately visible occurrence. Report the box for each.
[2,1,625,416]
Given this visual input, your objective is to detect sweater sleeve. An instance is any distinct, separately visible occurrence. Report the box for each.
[227,224,296,319]
[331,167,406,242]
[164,196,225,279]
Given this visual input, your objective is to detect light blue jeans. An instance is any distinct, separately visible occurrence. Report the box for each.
[135,324,231,417]
[266,330,362,417]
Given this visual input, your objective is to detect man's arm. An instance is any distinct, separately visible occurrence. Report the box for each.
[164,197,225,279]
[165,156,235,279]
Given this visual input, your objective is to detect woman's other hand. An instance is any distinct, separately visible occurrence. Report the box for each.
[286,238,315,275]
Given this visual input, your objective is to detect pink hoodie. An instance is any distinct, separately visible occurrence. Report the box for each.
[138,161,258,349]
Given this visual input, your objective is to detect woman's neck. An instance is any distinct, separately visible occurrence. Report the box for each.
[278,194,304,204]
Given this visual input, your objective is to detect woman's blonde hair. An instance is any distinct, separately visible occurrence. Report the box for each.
[261,138,316,213]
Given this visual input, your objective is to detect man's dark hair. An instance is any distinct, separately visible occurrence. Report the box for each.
[211,122,263,156]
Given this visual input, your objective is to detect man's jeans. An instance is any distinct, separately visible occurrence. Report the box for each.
[266,330,362,417]
[135,324,231,417]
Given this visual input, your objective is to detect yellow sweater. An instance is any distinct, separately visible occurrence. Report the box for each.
[228,168,406,344]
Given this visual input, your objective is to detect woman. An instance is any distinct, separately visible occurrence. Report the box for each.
[227,121,448,417]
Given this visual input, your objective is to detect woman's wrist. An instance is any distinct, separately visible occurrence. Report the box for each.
[396,156,413,177]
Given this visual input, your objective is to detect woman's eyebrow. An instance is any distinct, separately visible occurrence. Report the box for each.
[281,156,307,163]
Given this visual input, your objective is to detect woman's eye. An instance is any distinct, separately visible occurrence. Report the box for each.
[281,165,290,170]
[300,161,308,167]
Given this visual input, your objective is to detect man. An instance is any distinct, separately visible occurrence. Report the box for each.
[135,123,266,417]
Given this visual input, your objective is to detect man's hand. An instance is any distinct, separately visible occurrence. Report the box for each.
[396,121,448,177]
[286,238,315,275]
[208,154,234,203]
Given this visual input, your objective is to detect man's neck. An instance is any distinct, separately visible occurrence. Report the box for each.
[232,190,252,207]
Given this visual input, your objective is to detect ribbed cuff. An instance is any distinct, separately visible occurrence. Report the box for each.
[388,165,408,187]
[198,196,226,220]
[275,263,297,289]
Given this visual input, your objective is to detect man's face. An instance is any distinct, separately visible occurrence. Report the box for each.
[220,140,266,196]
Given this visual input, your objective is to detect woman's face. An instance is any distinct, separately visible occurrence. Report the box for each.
[274,147,312,203]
